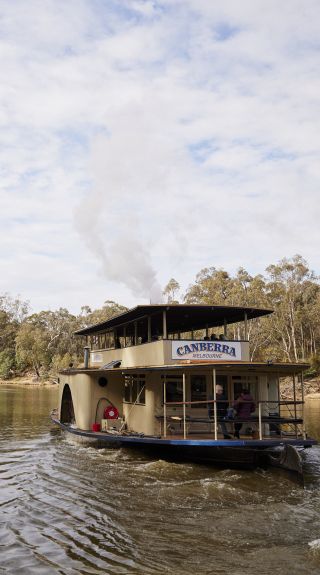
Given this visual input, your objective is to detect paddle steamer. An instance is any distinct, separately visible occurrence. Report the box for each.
[51,304,316,478]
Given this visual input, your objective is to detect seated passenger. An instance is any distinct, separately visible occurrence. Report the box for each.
[210,333,217,340]
[204,336,210,341]
[219,334,226,340]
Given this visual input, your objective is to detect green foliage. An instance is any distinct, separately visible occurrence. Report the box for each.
[0,350,15,379]
[185,267,232,304]
[184,255,320,363]
[78,300,128,327]
[51,353,77,372]
[305,355,320,377]
[11,299,128,378]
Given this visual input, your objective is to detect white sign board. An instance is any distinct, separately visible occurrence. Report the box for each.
[91,352,103,364]
[171,340,242,361]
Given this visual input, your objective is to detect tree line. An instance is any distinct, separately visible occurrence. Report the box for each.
[1,255,319,380]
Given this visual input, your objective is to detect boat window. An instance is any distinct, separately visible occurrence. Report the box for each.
[91,335,99,350]
[190,375,207,408]
[134,380,145,404]
[105,331,115,349]
[124,374,146,405]
[98,377,108,388]
[232,375,258,400]
[162,375,183,403]
[124,381,131,402]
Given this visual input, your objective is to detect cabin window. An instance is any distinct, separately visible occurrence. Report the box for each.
[162,375,183,403]
[124,381,131,402]
[124,374,146,404]
[232,375,258,400]
[190,375,207,408]
[106,331,115,349]
[91,335,99,350]
[98,376,108,388]
[98,333,105,349]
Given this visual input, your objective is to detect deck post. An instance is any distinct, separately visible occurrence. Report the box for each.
[293,372,297,437]
[163,375,167,438]
[134,321,138,346]
[148,316,151,342]
[244,312,248,340]
[163,310,167,339]
[293,373,297,417]
[212,369,217,440]
[183,372,186,439]
[301,371,306,439]
[258,402,262,440]
[224,318,227,337]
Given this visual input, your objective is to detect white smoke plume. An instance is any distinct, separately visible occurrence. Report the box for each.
[74,107,181,303]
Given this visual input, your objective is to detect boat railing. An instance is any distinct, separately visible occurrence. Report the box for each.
[159,399,305,441]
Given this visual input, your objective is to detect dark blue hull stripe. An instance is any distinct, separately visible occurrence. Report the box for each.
[51,418,317,449]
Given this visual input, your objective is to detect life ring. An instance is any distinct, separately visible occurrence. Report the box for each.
[104,405,119,419]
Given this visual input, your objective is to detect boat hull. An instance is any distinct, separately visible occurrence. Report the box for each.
[51,417,316,475]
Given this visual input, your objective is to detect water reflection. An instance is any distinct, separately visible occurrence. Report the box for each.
[1,386,320,575]
[305,397,320,441]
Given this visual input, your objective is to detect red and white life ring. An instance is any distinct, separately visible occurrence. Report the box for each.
[103,405,119,419]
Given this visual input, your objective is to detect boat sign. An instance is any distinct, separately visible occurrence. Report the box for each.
[171,340,242,361]
[91,352,103,363]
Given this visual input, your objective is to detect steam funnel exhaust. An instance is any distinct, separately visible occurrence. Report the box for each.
[84,347,90,369]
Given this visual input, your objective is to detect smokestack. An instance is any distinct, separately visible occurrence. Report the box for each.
[84,347,90,369]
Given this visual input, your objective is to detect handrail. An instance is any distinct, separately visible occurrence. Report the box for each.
[258,403,262,440]
[163,399,304,406]
[161,398,304,440]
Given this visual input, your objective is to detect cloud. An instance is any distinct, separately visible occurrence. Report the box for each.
[0,0,319,312]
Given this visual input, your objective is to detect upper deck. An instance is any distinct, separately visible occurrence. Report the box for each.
[75,304,272,369]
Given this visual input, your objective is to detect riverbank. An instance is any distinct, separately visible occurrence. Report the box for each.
[280,376,320,399]
[0,374,57,386]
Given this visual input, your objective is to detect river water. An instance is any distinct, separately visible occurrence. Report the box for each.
[1,386,320,575]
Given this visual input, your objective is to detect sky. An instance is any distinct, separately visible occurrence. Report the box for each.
[1,0,320,314]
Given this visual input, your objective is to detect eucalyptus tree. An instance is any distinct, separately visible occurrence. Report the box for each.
[265,255,319,362]
[0,294,29,378]
[78,300,128,328]
[184,267,233,305]
[16,309,81,377]
[182,258,320,365]
[163,278,180,304]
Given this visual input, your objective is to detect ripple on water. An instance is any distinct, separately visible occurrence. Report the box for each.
[2,387,320,574]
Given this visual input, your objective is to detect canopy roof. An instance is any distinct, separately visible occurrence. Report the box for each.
[75,304,273,337]
[61,361,308,376]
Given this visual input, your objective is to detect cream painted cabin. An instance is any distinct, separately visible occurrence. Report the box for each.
[58,304,302,438]
[59,363,295,436]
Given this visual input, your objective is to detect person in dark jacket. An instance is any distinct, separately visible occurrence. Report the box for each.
[233,389,256,438]
[215,384,232,439]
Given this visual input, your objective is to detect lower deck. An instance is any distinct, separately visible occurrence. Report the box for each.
[58,362,312,447]
[52,416,316,449]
